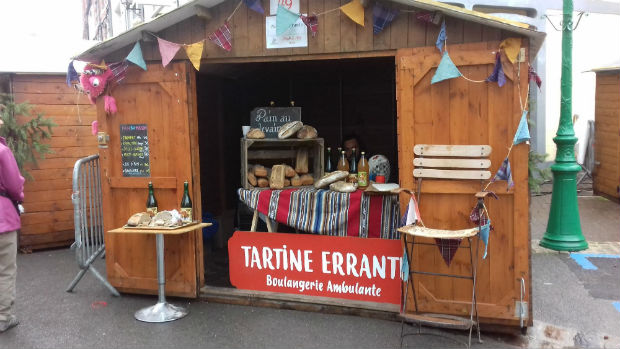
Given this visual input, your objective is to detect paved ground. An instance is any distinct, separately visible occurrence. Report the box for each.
[1,178,619,348]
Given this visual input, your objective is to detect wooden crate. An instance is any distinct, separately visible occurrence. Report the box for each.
[241,138,324,189]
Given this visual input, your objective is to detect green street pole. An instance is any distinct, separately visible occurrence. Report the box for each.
[540,0,588,251]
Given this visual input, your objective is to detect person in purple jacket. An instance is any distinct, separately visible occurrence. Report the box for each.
[0,119,24,333]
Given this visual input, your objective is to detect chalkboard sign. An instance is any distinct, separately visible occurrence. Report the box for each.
[120,124,151,177]
[250,107,301,138]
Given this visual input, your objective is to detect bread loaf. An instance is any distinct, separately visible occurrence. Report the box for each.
[254,165,267,177]
[291,174,302,186]
[284,165,296,178]
[300,174,314,185]
[329,181,357,193]
[127,212,151,227]
[314,170,348,189]
[257,178,269,187]
[278,121,303,139]
[247,171,257,187]
[246,128,265,139]
[284,178,291,187]
[270,165,286,190]
[295,148,309,174]
[296,125,318,139]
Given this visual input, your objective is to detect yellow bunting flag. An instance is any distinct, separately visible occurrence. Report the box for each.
[500,38,521,64]
[184,41,204,71]
[340,0,365,26]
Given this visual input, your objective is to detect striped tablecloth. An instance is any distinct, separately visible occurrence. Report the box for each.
[237,187,401,239]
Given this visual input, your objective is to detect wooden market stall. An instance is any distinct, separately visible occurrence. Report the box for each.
[592,67,620,202]
[0,74,97,251]
[74,0,544,328]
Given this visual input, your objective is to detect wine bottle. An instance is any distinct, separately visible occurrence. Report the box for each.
[348,148,358,184]
[325,147,333,173]
[146,182,158,217]
[181,181,192,223]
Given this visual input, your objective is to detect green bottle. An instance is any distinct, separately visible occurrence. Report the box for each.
[180,181,193,223]
[146,182,158,216]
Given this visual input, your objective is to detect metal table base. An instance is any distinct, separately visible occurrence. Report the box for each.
[134,233,188,323]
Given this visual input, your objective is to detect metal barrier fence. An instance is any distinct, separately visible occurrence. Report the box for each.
[66,154,119,296]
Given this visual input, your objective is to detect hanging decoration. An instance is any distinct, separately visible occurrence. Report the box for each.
[104,95,118,114]
[157,37,182,68]
[79,63,114,104]
[529,65,542,88]
[491,157,514,190]
[479,219,491,259]
[126,42,147,70]
[243,0,264,15]
[415,11,442,25]
[435,20,446,53]
[209,22,234,52]
[400,248,409,282]
[400,196,421,227]
[486,52,506,87]
[435,238,461,267]
[500,37,521,64]
[300,15,319,37]
[431,52,461,84]
[66,61,78,87]
[340,0,365,27]
[185,41,205,70]
[513,110,531,145]
[276,5,302,35]
[372,2,398,34]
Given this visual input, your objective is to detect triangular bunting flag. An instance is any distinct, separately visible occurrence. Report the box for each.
[479,220,491,259]
[276,5,301,35]
[435,20,446,53]
[431,52,461,84]
[208,23,233,52]
[372,3,398,34]
[108,61,129,87]
[66,61,78,86]
[529,66,542,89]
[184,41,204,71]
[400,248,409,282]
[435,238,461,267]
[301,15,319,37]
[243,0,264,14]
[126,42,147,70]
[500,37,521,64]
[340,0,365,27]
[157,37,182,68]
[492,157,514,190]
[486,52,506,87]
[513,110,530,145]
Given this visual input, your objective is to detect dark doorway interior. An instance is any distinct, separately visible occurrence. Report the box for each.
[196,57,397,287]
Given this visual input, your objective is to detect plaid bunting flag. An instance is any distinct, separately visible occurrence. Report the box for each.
[301,15,319,37]
[435,20,446,53]
[486,52,506,87]
[372,3,399,34]
[208,22,233,52]
[435,238,462,267]
[492,157,514,190]
[108,61,129,87]
[529,65,542,88]
[415,11,434,23]
[243,0,264,14]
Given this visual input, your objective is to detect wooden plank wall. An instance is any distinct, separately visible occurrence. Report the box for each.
[12,74,98,250]
[103,0,517,63]
[593,71,620,201]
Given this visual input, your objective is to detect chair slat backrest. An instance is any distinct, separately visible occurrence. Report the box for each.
[413,144,492,180]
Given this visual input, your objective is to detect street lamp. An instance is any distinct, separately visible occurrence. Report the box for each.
[540,0,588,251]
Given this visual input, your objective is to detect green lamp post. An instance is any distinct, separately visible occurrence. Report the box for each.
[540,0,588,251]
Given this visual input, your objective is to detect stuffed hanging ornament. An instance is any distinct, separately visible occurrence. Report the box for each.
[104,95,118,114]
[78,61,128,115]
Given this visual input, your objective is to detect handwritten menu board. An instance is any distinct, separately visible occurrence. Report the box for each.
[250,107,301,138]
[120,124,151,177]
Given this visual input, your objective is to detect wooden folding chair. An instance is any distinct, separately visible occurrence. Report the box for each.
[397,144,493,348]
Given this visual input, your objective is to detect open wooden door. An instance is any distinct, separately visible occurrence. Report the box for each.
[97,62,203,297]
[396,42,531,326]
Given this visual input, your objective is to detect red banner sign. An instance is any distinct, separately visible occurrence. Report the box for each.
[228,231,403,305]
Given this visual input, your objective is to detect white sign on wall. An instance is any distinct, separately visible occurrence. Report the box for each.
[270,0,300,15]
[266,15,308,49]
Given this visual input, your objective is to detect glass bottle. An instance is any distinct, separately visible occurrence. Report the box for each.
[357,151,369,189]
[325,147,333,173]
[337,150,349,172]
[348,148,358,183]
[146,182,158,217]
[180,181,192,223]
